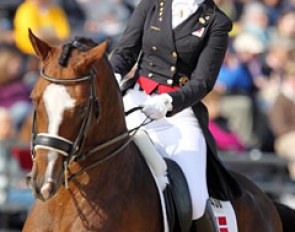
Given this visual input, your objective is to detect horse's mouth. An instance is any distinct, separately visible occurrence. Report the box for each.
[26,174,60,202]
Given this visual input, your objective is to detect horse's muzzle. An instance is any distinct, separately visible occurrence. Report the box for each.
[26,167,59,202]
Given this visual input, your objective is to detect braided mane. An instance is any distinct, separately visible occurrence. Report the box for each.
[58,37,99,67]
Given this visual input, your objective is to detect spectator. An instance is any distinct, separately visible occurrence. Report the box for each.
[269,61,295,180]
[259,38,293,110]
[240,2,270,46]
[269,9,295,55]
[216,32,265,94]
[215,32,271,150]
[203,90,246,152]
[13,0,70,54]
[0,47,31,130]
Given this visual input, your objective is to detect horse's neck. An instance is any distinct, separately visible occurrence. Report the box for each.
[90,59,126,142]
[68,142,138,197]
[38,143,159,230]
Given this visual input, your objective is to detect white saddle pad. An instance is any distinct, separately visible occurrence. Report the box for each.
[210,198,238,232]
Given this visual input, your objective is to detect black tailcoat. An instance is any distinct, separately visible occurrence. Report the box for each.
[110,0,241,199]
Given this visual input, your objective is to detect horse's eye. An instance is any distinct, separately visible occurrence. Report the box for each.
[77,105,88,114]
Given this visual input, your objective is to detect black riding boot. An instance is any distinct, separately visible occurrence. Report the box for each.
[191,200,218,232]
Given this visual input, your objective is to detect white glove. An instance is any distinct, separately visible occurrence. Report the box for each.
[141,93,173,120]
[114,73,122,83]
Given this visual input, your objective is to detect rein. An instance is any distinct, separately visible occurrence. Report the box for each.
[65,112,151,187]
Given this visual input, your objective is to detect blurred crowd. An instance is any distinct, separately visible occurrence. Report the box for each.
[0,0,294,182]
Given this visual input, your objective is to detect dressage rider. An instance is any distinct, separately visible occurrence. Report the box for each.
[110,0,238,230]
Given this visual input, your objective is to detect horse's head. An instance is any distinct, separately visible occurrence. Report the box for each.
[27,30,126,201]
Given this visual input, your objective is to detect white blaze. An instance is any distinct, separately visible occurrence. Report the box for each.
[41,84,76,194]
[43,84,76,135]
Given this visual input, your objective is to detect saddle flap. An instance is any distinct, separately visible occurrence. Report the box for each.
[165,158,192,232]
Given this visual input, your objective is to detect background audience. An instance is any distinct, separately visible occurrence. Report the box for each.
[0,47,31,130]
[203,90,246,152]
[269,61,295,179]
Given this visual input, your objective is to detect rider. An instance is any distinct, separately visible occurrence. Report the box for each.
[110,0,232,230]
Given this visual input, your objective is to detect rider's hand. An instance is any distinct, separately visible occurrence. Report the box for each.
[141,93,173,120]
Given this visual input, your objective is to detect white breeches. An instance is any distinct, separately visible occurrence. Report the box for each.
[123,86,208,220]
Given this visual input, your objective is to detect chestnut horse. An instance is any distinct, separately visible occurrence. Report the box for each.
[23,30,287,232]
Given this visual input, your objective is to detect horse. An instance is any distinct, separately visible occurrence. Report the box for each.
[23,30,290,232]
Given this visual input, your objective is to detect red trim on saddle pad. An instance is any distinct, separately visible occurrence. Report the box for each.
[137,76,179,94]
[220,229,229,232]
[216,216,229,232]
[218,216,227,226]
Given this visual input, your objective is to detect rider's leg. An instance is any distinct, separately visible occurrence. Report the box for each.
[191,199,219,232]
[123,89,214,225]
[146,107,209,220]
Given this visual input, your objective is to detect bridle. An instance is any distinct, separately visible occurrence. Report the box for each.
[32,68,99,161]
[31,66,132,187]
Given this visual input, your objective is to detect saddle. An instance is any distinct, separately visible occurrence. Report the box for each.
[164,158,192,232]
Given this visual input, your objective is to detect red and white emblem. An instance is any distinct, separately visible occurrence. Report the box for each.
[216,216,229,232]
[192,27,205,37]
[210,198,238,232]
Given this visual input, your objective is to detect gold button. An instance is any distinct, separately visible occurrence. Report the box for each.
[159,17,163,22]
[148,73,153,78]
[167,79,173,85]
[159,12,163,16]
[179,76,189,86]
[160,2,164,6]
[170,66,176,73]
[172,51,177,58]
[149,62,154,66]
[152,46,157,51]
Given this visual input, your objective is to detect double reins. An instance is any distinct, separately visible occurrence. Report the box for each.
[66,114,151,186]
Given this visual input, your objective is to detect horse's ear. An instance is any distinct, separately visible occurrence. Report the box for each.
[28,28,52,60]
[76,39,110,71]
